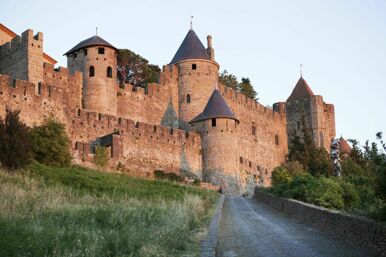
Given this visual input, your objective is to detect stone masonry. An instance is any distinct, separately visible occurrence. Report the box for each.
[0,24,336,194]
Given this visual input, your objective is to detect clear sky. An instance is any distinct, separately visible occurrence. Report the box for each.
[1,0,385,146]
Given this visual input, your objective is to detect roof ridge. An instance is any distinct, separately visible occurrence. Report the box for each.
[64,35,116,56]
[287,76,315,102]
[190,89,238,123]
[169,29,210,64]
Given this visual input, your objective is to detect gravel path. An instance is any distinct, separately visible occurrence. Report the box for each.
[217,195,376,257]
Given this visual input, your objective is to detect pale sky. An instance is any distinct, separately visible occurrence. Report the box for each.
[1,0,385,147]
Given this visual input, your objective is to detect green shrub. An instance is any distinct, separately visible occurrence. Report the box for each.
[93,146,108,168]
[0,108,32,170]
[304,177,344,209]
[30,117,71,166]
[271,167,291,186]
[193,178,201,186]
[154,170,166,179]
[166,172,180,181]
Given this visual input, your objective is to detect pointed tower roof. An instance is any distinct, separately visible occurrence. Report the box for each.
[64,35,117,56]
[169,29,210,64]
[287,76,315,102]
[339,137,352,155]
[190,89,239,123]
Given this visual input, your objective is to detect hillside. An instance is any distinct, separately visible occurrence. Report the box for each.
[0,162,218,257]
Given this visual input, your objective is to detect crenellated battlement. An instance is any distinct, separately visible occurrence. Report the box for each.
[217,83,285,122]
[71,108,200,146]
[0,29,42,56]
[43,62,82,84]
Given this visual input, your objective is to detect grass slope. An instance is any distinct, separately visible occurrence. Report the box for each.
[0,162,218,257]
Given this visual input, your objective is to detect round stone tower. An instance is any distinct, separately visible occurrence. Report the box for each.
[169,29,219,129]
[65,35,118,115]
[190,89,240,194]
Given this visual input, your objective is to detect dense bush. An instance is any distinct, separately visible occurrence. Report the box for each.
[30,117,71,166]
[0,108,32,170]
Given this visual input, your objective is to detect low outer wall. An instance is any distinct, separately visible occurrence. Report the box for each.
[254,189,386,256]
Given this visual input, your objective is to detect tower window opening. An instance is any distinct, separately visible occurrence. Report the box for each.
[249,161,252,168]
[192,64,197,70]
[153,125,157,132]
[118,117,122,124]
[98,47,105,54]
[252,125,256,135]
[48,86,52,97]
[37,83,42,95]
[98,113,102,120]
[275,135,279,145]
[240,156,243,163]
[107,66,112,78]
[84,49,87,56]
[211,118,216,127]
[187,94,191,103]
[89,66,95,77]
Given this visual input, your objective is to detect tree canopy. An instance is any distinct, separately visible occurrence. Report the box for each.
[218,70,258,101]
[117,49,161,88]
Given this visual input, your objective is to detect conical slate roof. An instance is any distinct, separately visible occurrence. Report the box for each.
[190,89,239,123]
[287,76,314,102]
[169,29,210,64]
[64,35,117,56]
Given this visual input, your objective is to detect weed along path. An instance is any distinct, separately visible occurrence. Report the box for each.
[216,196,376,257]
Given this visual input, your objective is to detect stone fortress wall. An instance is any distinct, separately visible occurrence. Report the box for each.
[0,25,336,194]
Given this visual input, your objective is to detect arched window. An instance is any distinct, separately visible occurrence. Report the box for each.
[186,94,191,103]
[89,66,95,77]
[107,66,112,78]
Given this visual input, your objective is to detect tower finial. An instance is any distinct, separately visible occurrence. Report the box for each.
[96,27,98,36]
[300,63,303,77]
[190,16,194,30]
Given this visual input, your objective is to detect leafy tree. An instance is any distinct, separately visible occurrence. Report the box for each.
[30,117,71,166]
[239,77,258,100]
[0,108,32,170]
[219,70,239,90]
[117,49,160,88]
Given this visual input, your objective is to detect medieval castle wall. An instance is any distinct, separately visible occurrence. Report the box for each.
[0,25,336,194]
[217,84,288,187]
[285,95,335,150]
[0,30,43,88]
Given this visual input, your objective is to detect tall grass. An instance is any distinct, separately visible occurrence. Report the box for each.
[0,163,218,257]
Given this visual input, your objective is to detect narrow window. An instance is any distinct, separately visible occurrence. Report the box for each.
[275,135,279,145]
[249,161,252,168]
[135,122,139,128]
[98,47,105,54]
[107,66,112,78]
[192,63,197,70]
[118,117,122,125]
[170,129,174,135]
[48,86,52,97]
[252,126,256,135]
[84,49,87,56]
[211,118,216,127]
[98,113,102,120]
[186,94,191,103]
[185,131,189,138]
[240,157,243,163]
[153,125,157,132]
[77,109,81,116]
[89,66,95,77]
[37,83,42,95]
